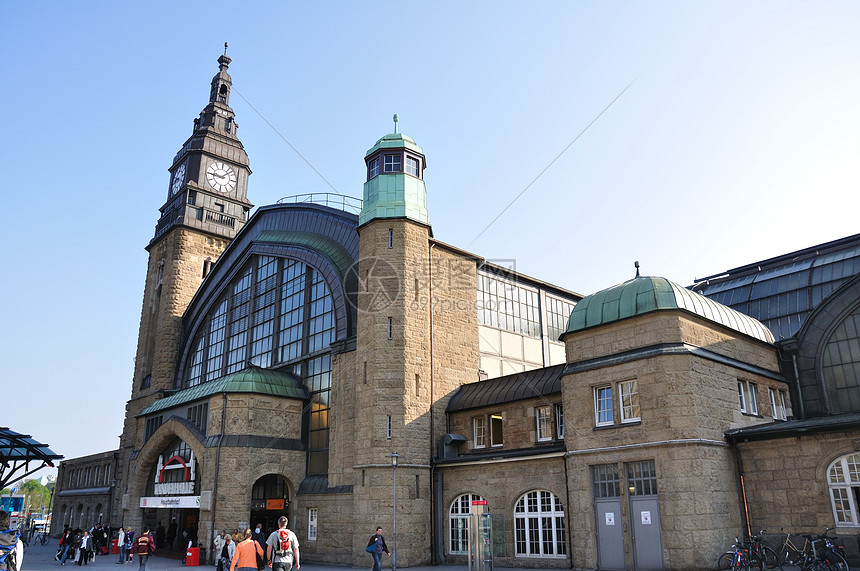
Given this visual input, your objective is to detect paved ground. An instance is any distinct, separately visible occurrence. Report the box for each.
[18,541,531,571]
[20,539,813,571]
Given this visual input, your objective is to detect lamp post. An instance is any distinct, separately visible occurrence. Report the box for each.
[389,452,399,571]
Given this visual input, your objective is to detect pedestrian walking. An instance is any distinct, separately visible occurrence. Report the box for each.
[230,529,264,571]
[130,527,155,570]
[365,527,389,571]
[265,516,300,571]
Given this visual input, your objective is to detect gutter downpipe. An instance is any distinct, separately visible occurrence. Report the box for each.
[210,393,228,563]
[732,439,752,538]
[428,242,440,564]
[562,453,574,568]
[791,353,805,419]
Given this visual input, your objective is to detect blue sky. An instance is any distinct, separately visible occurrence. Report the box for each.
[3,1,859,475]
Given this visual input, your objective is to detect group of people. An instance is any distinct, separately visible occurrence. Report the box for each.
[57,523,113,566]
[212,517,300,571]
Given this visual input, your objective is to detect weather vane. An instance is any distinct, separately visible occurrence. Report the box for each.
[634,261,640,278]
[224,42,228,56]
[393,114,399,134]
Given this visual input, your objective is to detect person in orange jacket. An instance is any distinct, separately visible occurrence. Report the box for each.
[231,529,264,571]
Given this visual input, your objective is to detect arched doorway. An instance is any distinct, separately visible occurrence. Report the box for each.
[250,474,291,537]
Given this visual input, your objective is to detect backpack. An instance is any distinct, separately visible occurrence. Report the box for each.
[274,529,292,557]
[0,529,20,571]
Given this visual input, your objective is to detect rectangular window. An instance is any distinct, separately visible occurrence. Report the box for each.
[536,406,552,441]
[384,154,401,172]
[490,414,503,447]
[554,404,564,438]
[307,508,318,541]
[406,156,419,176]
[591,464,620,498]
[474,417,486,448]
[546,295,576,341]
[476,269,543,337]
[770,388,787,421]
[369,158,380,178]
[739,380,758,415]
[619,380,640,422]
[186,403,209,434]
[626,460,658,496]
[388,317,393,339]
[387,415,392,439]
[595,386,614,426]
[388,229,394,249]
[144,416,163,442]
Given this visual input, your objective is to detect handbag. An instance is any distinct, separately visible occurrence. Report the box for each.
[366,543,376,553]
[255,542,266,570]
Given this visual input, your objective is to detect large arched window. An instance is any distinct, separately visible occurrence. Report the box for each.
[829,453,860,526]
[184,255,335,386]
[514,490,567,558]
[183,254,336,475]
[449,493,485,554]
[822,308,860,413]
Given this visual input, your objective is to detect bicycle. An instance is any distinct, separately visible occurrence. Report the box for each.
[717,537,760,571]
[777,528,850,571]
[37,531,50,546]
[718,531,781,571]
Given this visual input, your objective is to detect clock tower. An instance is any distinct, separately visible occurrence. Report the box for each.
[120,48,253,459]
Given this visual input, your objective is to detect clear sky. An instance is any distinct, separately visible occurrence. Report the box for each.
[3,1,859,478]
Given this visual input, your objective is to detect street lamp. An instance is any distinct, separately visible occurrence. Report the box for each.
[389,452,399,571]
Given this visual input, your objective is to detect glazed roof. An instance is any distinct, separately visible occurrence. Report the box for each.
[693,233,860,340]
[565,276,774,344]
[139,366,308,416]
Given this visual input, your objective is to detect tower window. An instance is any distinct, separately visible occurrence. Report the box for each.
[388,229,394,249]
[406,156,419,176]
[369,158,380,179]
[384,154,401,172]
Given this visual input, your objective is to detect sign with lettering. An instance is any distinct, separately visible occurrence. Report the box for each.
[140,496,201,509]
[153,450,196,496]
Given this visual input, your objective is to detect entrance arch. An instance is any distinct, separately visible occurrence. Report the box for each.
[250,474,292,536]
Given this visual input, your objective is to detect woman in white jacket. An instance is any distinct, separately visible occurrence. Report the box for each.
[217,533,235,571]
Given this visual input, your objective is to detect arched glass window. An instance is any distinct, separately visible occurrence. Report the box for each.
[829,452,860,526]
[514,490,567,558]
[449,493,485,554]
[184,255,335,386]
[182,254,336,475]
[822,308,860,413]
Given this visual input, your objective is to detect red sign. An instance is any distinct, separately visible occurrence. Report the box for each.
[266,499,285,510]
[471,500,487,505]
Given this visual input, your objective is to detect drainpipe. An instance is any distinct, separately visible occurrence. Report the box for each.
[733,441,751,538]
[428,241,439,564]
[562,454,574,569]
[790,353,805,419]
[209,393,227,564]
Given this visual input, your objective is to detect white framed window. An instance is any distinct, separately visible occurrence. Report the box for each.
[308,508,318,541]
[449,494,485,554]
[490,414,503,447]
[829,453,860,526]
[536,406,552,441]
[769,388,787,421]
[739,380,758,415]
[369,158,380,178]
[384,154,401,172]
[406,156,419,176]
[473,417,486,448]
[619,380,640,423]
[554,403,564,438]
[514,490,567,558]
[594,386,613,426]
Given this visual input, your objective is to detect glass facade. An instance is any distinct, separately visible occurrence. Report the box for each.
[182,254,336,475]
[477,270,540,337]
[822,307,860,413]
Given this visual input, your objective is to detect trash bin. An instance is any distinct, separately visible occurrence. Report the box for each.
[111,539,119,554]
[185,547,200,566]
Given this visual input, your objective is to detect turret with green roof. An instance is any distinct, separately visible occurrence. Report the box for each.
[359,114,430,227]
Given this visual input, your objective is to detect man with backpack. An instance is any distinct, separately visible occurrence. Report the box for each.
[265,516,299,571]
[0,510,23,571]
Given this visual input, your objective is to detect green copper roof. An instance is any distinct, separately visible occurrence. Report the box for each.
[138,366,308,416]
[365,132,424,157]
[565,276,774,343]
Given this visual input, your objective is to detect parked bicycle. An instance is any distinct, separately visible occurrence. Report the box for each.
[775,528,849,571]
[718,531,782,571]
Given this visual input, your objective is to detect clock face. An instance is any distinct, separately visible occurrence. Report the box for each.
[170,163,187,195]
[206,161,237,193]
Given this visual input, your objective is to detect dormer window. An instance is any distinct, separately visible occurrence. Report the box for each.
[406,156,419,176]
[369,158,380,179]
[384,154,401,173]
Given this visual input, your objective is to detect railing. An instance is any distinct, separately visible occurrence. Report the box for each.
[205,209,236,228]
[277,193,363,215]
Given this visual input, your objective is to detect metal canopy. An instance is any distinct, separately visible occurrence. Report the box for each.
[0,427,63,490]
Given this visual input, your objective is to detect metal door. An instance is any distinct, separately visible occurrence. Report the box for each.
[629,497,663,571]
[594,498,624,571]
